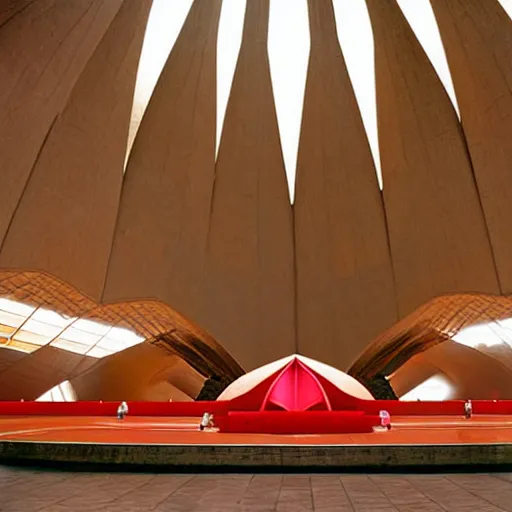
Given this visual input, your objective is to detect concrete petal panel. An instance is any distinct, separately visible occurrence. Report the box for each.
[430,0,512,293]
[0,0,152,301]
[197,0,295,370]
[103,0,221,318]
[0,0,122,246]
[0,0,35,26]
[366,0,500,317]
[294,0,397,370]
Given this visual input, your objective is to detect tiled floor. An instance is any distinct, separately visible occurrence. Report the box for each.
[1,466,512,511]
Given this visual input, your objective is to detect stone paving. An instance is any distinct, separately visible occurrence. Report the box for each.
[1,466,512,511]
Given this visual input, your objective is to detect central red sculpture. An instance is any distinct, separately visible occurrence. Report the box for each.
[214,355,380,434]
[261,357,331,411]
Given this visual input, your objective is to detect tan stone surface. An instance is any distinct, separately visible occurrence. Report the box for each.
[1,469,512,511]
[366,0,500,317]
[0,0,151,301]
[431,0,512,294]
[0,0,34,26]
[0,347,24,373]
[294,0,397,370]
[197,0,295,370]
[0,0,122,246]
[105,0,294,371]
[103,0,221,316]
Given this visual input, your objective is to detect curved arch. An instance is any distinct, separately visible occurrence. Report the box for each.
[70,344,204,402]
[350,293,512,380]
[390,356,449,398]
[390,341,512,400]
[351,293,512,399]
[0,270,244,400]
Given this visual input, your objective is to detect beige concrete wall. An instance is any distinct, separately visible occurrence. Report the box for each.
[0,0,34,26]
[0,0,122,247]
[0,0,152,301]
[0,348,24,374]
[2,0,512,380]
[431,0,512,294]
[103,0,221,316]
[196,0,295,370]
[104,0,295,371]
[294,0,397,370]
[365,0,500,318]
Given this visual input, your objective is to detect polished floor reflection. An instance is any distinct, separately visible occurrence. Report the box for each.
[1,467,512,511]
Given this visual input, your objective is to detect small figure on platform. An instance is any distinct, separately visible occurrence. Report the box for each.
[117,401,128,420]
[199,412,213,431]
[379,409,391,430]
[464,399,472,419]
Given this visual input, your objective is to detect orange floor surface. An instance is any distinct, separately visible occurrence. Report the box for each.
[2,415,512,445]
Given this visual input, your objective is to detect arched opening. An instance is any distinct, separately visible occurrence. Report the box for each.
[36,380,77,402]
[0,270,243,401]
[350,293,512,400]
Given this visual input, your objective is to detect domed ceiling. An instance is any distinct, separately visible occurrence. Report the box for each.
[1,0,512,401]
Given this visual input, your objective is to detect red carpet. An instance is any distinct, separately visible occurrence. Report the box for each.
[2,415,512,445]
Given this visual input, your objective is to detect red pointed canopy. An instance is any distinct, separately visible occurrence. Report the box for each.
[262,357,331,411]
[218,354,374,411]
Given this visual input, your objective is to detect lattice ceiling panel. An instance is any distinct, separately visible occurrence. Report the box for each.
[350,293,512,380]
[0,271,243,380]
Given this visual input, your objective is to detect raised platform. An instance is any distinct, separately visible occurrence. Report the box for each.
[3,440,512,469]
[2,415,512,469]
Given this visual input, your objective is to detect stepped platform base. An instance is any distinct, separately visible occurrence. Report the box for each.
[1,415,512,469]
